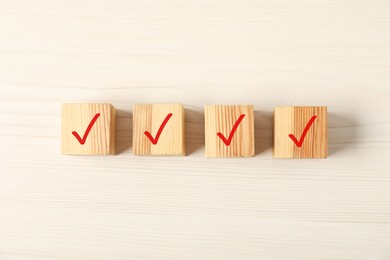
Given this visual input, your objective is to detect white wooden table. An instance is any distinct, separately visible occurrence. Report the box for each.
[1,0,390,259]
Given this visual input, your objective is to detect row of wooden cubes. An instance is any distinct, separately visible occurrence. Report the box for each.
[62,104,327,158]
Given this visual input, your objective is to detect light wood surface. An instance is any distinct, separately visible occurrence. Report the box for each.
[1,0,390,259]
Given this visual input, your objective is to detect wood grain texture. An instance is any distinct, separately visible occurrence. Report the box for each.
[205,105,254,157]
[133,104,185,156]
[1,0,390,259]
[62,103,116,155]
[274,106,327,158]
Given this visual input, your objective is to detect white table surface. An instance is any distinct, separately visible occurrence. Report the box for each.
[1,0,390,259]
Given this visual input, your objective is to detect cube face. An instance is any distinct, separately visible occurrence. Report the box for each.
[62,103,116,155]
[205,105,255,157]
[273,106,327,158]
[133,104,185,156]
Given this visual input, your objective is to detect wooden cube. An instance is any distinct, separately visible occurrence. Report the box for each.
[133,104,185,156]
[273,106,327,158]
[62,103,116,155]
[205,105,255,157]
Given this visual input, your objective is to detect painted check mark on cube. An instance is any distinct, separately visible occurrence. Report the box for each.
[144,113,173,145]
[274,106,327,158]
[72,113,101,145]
[288,115,317,147]
[133,104,185,156]
[62,103,116,155]
[217,114,245,146]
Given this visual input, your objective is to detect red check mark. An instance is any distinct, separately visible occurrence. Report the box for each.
[72,113,101,145]
[288,115,317,147]
[144,113,173,145]
[217,114,245,146]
